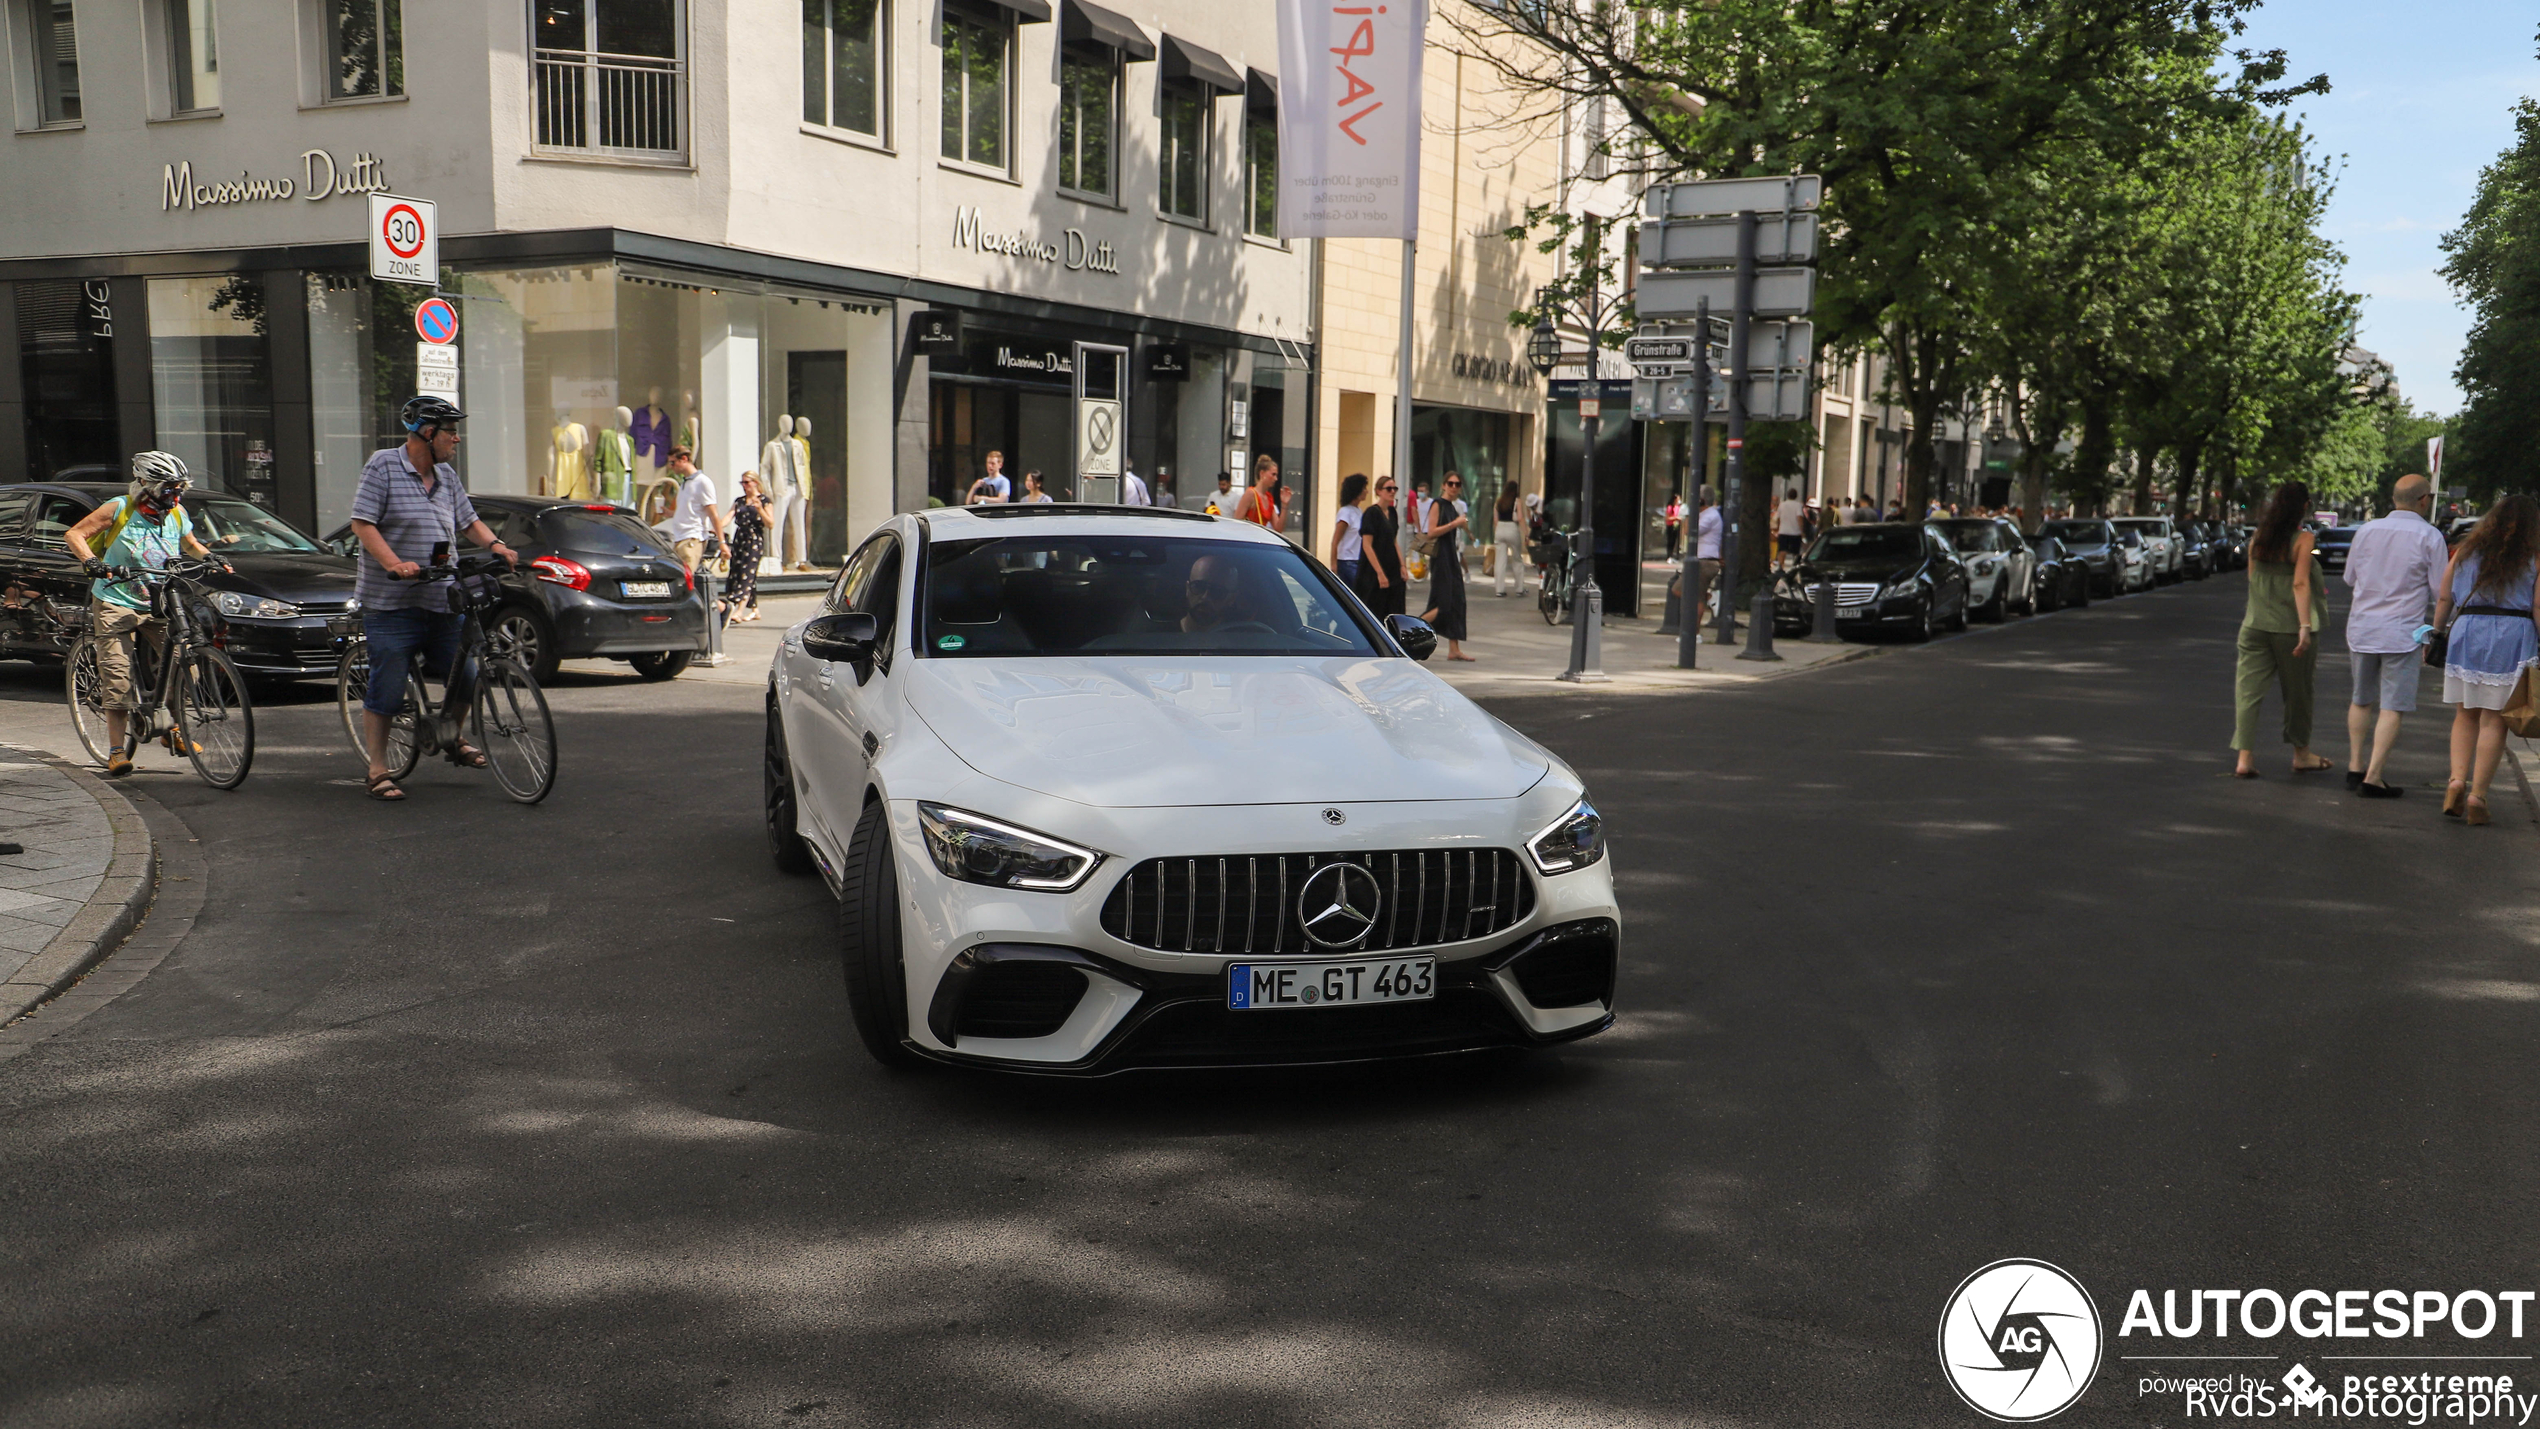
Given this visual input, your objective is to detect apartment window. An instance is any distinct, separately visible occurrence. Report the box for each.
[1158,78,1207,221]
[534,0,686,159]
[1243,75,1277,238]
[17,0,81,125]
[1583,95,1608,180]
[1056,44,1115,199]
[802,0,882,138]
[166,0,219,113]
[323,0,401,101]
[939,6,1007,170]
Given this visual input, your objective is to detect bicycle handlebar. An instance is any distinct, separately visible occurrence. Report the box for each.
[397,553,511,580]
[95,559,229,582]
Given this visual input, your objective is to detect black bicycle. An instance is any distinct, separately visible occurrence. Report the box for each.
[66,559,254,789]
[332,554,557,805]
[1532,528,1577,625]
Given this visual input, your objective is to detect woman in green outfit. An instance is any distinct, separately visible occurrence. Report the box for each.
[2234,480,2337,777]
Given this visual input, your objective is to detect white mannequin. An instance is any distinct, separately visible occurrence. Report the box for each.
[787,415,815,569]
[594,405,637,506]
[761,415,803,576]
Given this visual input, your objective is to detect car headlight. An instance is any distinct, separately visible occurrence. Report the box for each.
[1973,558,1999,575]
[1527,798,1605,875]
[1879,580,1918,603]
[916,803,1103,892]
[211,591,297,619]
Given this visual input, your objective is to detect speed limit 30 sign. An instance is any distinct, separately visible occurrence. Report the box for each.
[368,193,438,286]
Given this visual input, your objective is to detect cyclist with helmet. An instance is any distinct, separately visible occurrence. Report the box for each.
[63,452,229,776]
[348,396,516,802]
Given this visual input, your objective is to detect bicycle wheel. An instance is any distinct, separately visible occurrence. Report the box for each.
[65,638,120,767]
[174,646,254,790]
[1539,576,1564,626]
[334,642,370,758]
[472,658,557,804]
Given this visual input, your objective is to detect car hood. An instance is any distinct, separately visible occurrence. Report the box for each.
[204,552,357,605]
[904,656,1551,807]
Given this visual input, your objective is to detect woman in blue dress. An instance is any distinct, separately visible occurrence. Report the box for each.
[2437,494,2540,824]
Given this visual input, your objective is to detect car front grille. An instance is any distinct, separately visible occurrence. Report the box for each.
[1099,848,1536,956]
[1836,582,1878,606]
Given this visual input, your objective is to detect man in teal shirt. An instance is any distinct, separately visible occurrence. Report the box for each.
[64,452,225,776]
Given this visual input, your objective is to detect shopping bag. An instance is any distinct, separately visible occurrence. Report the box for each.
[2505,669,2540,739]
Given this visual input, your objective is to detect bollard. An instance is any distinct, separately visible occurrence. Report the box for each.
[1657,575,1682,637]
[1738,588,1783,662]
[1807,577,1841,642]
[702,566,728,667]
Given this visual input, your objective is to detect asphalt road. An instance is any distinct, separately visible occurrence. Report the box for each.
[2,577,2533,1427]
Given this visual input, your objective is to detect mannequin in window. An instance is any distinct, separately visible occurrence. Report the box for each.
[594,406,636,506]
[761,415,802,577]
[631,387,670,474]
[788,416,816,569]
[549,413,590,500]
[679,392,700,455]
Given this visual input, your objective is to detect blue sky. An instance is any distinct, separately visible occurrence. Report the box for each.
[2236,1,2540,416]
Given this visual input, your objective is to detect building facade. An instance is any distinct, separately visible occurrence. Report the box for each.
[0,0,1310,559]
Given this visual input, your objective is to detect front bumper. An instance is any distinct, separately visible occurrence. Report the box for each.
[213,614,351,676]
[1773,591,1922,633]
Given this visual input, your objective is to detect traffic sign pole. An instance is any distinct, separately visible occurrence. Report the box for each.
[1717,212,1756,647]
[1677,297,1710,669]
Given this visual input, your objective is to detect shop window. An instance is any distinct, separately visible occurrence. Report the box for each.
[802,0,883,140]
[317,0,401,101]
[1243,96,1277,238]
[938,6,1007,172]
[16,279,119,480]
[1158,78,1207,222]
[149,277,280,510]
[162,0,219,112]
[12,0,82,127]
[1056,44,1115,200]
[533,0,686,159]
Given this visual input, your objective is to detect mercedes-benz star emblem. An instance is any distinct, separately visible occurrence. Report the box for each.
[1297,862,1382,949]
[1321,808,1346,825]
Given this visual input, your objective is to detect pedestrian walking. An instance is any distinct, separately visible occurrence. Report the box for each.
[1423,472,1473,660]
[964,450,1010,504]
[1663,490,1686,560]
[1019,470,1053,504]
[2233,480,2335,778]
[1495,484,1525,596]
[666,447,726,578]
[1330,473,1368,590]
[2434,494,2540,826]
[2340,473,2448,797]
[1359,476,1407,616]
[1233,456,1283,531]
[1122,462,1152,506]
[1691,486,1723,627]
[725,471,770,622]
[1206,472,1236,516]
[1776,486,1806,569]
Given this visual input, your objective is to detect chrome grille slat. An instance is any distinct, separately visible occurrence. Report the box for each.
[1245,858,1258,953]
[1214,857,1228,954]
[1184,858,1197,950]
[1274,858,1290,950]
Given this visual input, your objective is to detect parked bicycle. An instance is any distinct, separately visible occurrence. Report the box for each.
[333,553,557,804]
[65,559,254,789]
[1531,528,1577,626]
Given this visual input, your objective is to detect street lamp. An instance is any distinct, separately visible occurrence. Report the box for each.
[1527,220,1628,683]
[1527,301,1563,378]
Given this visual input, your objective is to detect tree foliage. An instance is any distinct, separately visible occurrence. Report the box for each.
[2440,74,2540,497]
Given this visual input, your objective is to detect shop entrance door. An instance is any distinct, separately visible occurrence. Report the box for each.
[1072,342,1127,503]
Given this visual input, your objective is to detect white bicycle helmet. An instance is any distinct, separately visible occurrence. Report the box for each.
[128,450,192,505]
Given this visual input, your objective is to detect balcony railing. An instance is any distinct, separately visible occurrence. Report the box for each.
[533,48,686,160]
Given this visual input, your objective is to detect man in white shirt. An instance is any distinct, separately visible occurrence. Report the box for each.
[2341,473,2450,797]
[1689,486,1725,624]
[1776,487,1806,568]
[664,446,724,575]
[1122,463,1152,506]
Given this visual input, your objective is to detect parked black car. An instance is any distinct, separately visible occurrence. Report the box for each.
[0,483,356,678]
[2312,523,2359,575]
[2039,519,2127,597]
[2175,521,2213,580]
[1772,523,1971,641]
[2028,534,2093,612]
[328,495,708,681]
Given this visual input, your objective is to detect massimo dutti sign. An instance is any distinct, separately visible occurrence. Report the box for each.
[951,206,1121,276]
[159,149,394,214]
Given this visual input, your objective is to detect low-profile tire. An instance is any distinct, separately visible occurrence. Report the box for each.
[765,701,816,876]
[489,603,561,683]
[839,799,923,1069]
[630,650,693,681]
[1909,605,1934,643]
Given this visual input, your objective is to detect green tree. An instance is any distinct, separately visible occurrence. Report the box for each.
[2440,75,2540,497]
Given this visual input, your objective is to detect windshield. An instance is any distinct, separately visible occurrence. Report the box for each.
[2044,522,2109,545]
[1807,527,1922,562]
[1936,523,2000,554]
[541,507,668,557]
[184,497,323,554]
[920,535,1383,657]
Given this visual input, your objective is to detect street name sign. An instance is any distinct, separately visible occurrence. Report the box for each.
[368,193,438,286]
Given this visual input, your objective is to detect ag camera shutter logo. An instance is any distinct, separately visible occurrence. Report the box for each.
[1939,1259,2103,1421]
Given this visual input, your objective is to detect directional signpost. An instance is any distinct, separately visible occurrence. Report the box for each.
[1636,174,1823,666]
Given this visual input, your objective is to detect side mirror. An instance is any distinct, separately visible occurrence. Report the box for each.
[802,611,879,665]
[1384,613,1438,663]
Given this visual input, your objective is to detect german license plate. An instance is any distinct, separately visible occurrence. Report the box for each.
[620,581,671,598]
[1228,958,1434,1010]
[1839,605,1872,619]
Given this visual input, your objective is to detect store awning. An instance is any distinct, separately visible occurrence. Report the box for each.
[1062,0,1153,59]
[1160,34,1244,95]
[971,0,1052,23]
[1246,67,1278,115]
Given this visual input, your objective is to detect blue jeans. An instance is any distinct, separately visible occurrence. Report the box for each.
[1337,558,1362,590]
[362,607,468,716]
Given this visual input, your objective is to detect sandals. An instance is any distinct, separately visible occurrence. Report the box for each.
[448,742,489,769]
[2467,795,2492,827]
[2292,756,2335,774]
[365,772,407,802]
[2445,780,2469,818]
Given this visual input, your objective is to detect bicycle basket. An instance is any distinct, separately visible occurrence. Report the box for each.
[439,572,506,614]
[325,612,364,638]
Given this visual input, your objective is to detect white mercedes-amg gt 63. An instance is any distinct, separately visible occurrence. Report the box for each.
[764,503,1619,1074]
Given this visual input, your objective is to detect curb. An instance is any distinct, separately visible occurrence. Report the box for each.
[0,751,158,1028]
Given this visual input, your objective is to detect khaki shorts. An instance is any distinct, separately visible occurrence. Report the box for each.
[673,538,705,572]
[92,604,165,711]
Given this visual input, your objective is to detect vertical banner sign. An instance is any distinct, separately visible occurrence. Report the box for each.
[1275,0,1427,239]
[2428,435,2444,485]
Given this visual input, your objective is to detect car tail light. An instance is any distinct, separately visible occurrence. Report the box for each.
[530,555,591,591]
[682,565,694,594]
[580,504,615,512]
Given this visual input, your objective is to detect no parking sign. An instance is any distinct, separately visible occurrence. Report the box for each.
[414,298,458,344]
[368,193,437,286]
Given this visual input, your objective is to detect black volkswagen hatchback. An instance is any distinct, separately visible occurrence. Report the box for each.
[331,495,707,681]
[1772,522,1971,641]
[0,484,356,678]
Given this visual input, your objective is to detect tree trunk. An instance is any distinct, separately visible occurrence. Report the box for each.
[2070,401,2115,516]
[1738,459,1772,596]
[2129,446,2156,515]
[2172,438,2203,518]
[2018,449,2051,533]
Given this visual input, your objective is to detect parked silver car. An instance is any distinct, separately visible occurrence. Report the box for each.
[2111,517,2183,584]
[1930,518,2038,622]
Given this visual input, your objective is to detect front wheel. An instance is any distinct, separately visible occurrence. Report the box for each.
[473,658,558,804]
[66,638,120,767]
[839,800,922,1068]
[175,647,254,790]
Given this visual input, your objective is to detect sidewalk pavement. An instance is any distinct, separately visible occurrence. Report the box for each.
[0,747,157,1032]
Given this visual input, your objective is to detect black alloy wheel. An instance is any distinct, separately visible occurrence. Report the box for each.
[630,650,693,681]
[765,700,816,876]
[490,604,561,683]
[839,799,922,1069]
[1910,603,1934,643]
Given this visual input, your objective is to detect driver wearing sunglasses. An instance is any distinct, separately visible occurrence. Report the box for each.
[1180,554,1245,633]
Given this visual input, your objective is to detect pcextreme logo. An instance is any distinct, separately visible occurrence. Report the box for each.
[1940,1259,2105,1421]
